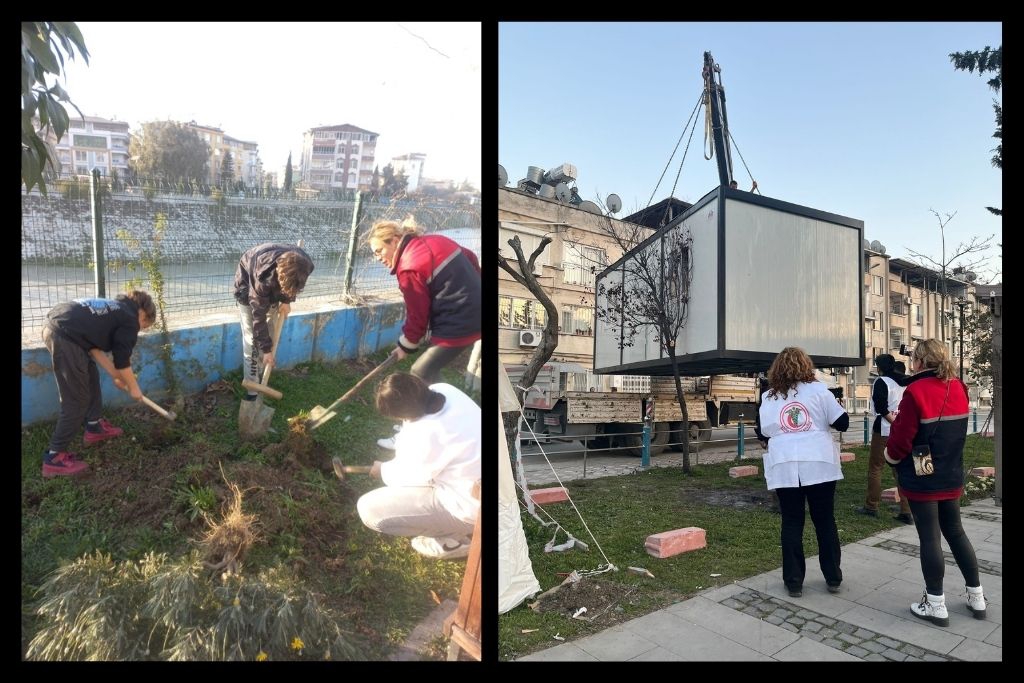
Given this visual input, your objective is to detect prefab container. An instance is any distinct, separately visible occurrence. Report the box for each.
[594,186,864,376]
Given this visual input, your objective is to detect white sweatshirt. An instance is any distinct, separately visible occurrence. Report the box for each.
[380,383,481,524]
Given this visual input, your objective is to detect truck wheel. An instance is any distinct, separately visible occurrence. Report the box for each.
[667,421,685,452]
[689,420,712,443]
[583,436,610,450]
[605,423,643,457]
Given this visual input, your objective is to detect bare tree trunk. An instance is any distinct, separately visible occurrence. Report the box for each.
[667,347,691,474]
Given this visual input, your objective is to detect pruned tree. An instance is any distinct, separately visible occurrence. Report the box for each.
[950,45,1001,216]
[904,209,994,342]
[283,152,293,192]
[21,21,90,195]
[129,121,209,183]
[497,234,557,407]
[595,218,697,473]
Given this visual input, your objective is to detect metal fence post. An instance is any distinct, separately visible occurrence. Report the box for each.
[641,396,653,468]
[863,414,870,445]
[342,190,365,296]
[736,418,745,461]
[973,409,978,434]
[90,168,106,297]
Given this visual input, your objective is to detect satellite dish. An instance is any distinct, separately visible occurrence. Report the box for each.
[579,200,602,215]
[607,194,622,213]
[554,182,571,202]
[538,184,556,199]
[966,272,978,282]
[870,240,886,254]
[498,164,508,187]
[863,238,871,251]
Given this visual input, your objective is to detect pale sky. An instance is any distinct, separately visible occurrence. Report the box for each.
[501,22,1002,284]
[59,22,481,188]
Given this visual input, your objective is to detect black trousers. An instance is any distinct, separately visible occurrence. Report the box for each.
[43,326,101,452]
[410,343,472,386]
[907,498,980,594]
[775,480,843,589]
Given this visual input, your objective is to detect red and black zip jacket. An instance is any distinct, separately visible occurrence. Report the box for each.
[392,233,481,351]
[886,370,970,502]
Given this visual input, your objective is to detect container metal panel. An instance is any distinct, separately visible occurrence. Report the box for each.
[724,199,860,358]
[671,202,719,356]
[594,266,622,369]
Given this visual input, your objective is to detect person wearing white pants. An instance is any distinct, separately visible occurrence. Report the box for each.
[356,373,480,560]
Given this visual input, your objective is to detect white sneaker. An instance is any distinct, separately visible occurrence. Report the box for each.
[966,585,987,619]
[910,591,949,626]
[377,437,396,450]
[410,535,470,560]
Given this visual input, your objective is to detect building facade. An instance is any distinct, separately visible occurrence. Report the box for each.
[300,124,379,192]
[391,153,426,192]
[498,186,636,369]
[47,115,130,178]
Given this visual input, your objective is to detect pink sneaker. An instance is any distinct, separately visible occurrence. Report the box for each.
[83,418,123,445]
[42,452,89,478]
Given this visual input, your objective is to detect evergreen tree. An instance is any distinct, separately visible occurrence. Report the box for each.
[220,150,235,188]
[284,152,293,192]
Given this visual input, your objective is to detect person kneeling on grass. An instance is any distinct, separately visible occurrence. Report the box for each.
[40,291,156,478]
[356,372,481,560]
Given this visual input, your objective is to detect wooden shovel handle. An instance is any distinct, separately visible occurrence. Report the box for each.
[259,307,288,388]
[141,395,175,420]
[318,349,401,417]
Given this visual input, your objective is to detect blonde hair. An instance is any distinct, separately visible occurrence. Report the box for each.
[765,346,817,399]
[366,215,422,247]
[276,251,311,300]
[912,338,957,381]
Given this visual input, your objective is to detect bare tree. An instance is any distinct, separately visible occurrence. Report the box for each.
[904,209,994,342]
[592,212,698,473]
[497,234,558,406]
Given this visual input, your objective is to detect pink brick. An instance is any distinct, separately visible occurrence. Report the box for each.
[970,467,995,477]
[728,465,759,478]
[529,487,569,504]
[645,527,707,558]
[840,452,856,462]
[881,487,900,502]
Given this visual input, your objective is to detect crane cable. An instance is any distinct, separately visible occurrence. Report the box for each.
[728,129,759,195]
[645,92,704,212]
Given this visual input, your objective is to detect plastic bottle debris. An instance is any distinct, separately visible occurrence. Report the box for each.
[572,607,588,619]
[553,634,565,641]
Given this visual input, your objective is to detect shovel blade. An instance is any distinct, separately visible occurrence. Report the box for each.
[306,406,337,430]
[239,397,275,439]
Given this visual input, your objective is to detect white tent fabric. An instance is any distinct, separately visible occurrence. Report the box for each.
[498,363,541,613]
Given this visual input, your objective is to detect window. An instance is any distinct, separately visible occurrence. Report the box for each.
[864,322,872,346]
[890,327,904,350]
[871,275,883,295]
[913,303,923,325]
[73,134,106,149]
[315,131,330,139]
[562,305,594,336]
[95,153,106,163]
[498,226,548,273]
[337,159,345,169]
[890,293,906,316]
[872,310,883,330]
[74,151,88,161]
[312,145,334,155]
[352,133,362,141]
[562,244,606,288]
[76,165,88,175]
[499,296,546,329]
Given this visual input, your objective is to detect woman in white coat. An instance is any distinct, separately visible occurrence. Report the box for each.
[755,347,850,598]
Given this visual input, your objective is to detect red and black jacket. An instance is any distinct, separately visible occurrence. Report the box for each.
[886,369,970,502]
[392,233,481,351]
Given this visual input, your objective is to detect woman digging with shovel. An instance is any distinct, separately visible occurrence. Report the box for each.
[367,217,481,450]
[39,291,157,478]
[353,372,481,560]
[233,243,314,435]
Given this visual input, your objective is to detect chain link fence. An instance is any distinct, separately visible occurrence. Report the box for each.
[22,172,481,346]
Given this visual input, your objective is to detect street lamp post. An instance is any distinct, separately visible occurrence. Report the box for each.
[954,296,970,383]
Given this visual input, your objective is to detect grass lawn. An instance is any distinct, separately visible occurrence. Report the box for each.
[22,349,479,661]
[499,434,995,661]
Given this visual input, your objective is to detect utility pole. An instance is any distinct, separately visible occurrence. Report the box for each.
[954,296,969,382]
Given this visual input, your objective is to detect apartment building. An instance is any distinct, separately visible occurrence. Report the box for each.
[300,124,379,192]
[498,186,635,369]
[47,115,130,178]
[391,153,426,192]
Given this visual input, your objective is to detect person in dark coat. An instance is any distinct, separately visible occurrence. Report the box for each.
[233,243,314,400]
[41,291,156,477]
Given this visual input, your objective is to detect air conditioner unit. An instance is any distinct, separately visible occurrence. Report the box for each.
[519,329,541,347]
